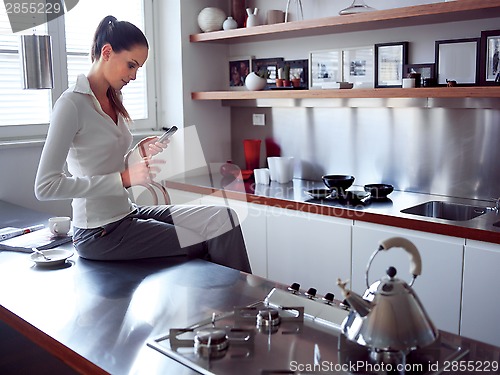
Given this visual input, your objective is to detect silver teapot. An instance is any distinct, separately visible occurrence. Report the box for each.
[337,237,438,354]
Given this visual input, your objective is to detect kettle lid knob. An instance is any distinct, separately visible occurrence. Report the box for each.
[386,266,397,278]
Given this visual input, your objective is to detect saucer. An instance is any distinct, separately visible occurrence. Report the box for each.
[31,249,74,267]
[305,188,333,200]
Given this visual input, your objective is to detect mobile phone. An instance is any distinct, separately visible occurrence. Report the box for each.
[158,126,178,142]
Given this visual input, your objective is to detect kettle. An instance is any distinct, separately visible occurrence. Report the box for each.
[337,237,438,354]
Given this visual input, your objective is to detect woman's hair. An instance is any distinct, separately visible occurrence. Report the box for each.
[91,15,148,121]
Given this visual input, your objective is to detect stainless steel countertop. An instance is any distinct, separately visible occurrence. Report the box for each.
[164,172,500,244]
[0,200,499,374]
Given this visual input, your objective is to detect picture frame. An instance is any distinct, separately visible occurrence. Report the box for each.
[229,56,253,90]
[479,29,500,85]
[342,46,374,88]
[404,63,435,86]
[252,57,284,89]
[375,41,408,88]
[309,49,342,89]
[435,38,480,86]
[278,59,309,88]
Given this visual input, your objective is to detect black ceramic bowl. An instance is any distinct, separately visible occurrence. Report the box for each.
[364,183,394,199]
[322,175,355,193]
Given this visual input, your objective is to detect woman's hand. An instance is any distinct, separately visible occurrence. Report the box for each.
[138,136,169,158]
[121,156,165,188]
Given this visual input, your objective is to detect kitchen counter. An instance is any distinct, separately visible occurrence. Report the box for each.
[0,200,499,374]
[2,247,499,375]
[162,170,500,245]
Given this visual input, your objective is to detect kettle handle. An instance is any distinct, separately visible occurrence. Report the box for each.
[365,237,422,289]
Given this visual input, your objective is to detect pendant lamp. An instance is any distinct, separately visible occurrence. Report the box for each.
[20,34,54,89]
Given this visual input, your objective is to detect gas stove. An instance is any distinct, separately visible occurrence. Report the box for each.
[148,284,468,374]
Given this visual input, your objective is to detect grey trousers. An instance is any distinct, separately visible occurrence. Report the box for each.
[73,204,252,273]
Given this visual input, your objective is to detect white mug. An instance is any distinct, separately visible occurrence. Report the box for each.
[267,156,294,184]
[402,78,416,88]
[48,216,71,236]
[254,168,270,185]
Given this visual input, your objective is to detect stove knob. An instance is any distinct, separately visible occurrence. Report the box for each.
[322,292,335,305]
[305,287,317,299]
[288,282,301,294]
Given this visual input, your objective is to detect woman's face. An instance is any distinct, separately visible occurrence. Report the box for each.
[104,43,148,90]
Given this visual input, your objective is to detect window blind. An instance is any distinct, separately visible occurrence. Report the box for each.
[0,9,50,126]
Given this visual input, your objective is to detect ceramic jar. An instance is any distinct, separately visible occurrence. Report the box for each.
[246,8,259,27]
[231,0,246,28]
[245,72,267,91]
[223,16,238,30]
[197,7,226,32]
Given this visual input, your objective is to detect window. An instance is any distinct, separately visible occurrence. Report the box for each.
[0,0,155,139]
[0,16,51,127]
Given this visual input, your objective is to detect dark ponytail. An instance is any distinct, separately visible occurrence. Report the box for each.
[91,15,148,121]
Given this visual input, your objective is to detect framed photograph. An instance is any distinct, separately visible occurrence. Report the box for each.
[309,49,342,89]
[278,59,309,88]
[252,57,284,89]
[479,29,500,85]
[435,38,479,85]
[229,56,253,90]
[375,42,408,88]
[342,46,374,88]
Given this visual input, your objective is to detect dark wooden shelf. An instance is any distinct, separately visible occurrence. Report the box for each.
[190,0,500,43]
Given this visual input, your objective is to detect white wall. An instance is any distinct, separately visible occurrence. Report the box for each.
[0,144,71,216]
[155,0,232,168]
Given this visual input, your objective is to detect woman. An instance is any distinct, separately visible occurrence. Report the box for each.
[35,15,251,273]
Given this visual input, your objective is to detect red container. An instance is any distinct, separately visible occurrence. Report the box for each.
[243,139,261,170]
[231,0,247,28]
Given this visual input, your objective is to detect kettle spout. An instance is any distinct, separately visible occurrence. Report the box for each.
[337,278,373,317]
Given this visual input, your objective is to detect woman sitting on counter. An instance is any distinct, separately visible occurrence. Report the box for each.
[34,15,251,273]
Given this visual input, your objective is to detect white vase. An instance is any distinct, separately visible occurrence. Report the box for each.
[197,7,226,32]
[245,72,267,91]
[246,8,259,27]
[223,16,238,30]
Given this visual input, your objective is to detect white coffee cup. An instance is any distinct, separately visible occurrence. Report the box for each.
[402,78,416,88]
[254,168,270,185]
[48,216,71,236]
[267,156,294,184]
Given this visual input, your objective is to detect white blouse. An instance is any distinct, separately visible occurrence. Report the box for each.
[35,74,136,229]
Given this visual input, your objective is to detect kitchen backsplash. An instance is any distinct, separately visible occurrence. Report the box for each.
[231,105,500,202]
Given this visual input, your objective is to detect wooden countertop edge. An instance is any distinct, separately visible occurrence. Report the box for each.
[165,181,500,245]
[0,305,109,375]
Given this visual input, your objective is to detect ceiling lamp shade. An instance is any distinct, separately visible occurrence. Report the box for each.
[20,34,54,89]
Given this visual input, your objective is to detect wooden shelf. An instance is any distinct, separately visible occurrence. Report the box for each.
[190,0,500,43]
[192,87,500,100]
[190,0,500,105]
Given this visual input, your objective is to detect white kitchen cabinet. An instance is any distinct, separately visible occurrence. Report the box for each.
[461,240,500,347]
[200,195,268,278]
[351,221,464,334]
[267,207,352,298]
[166,188,202,205]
